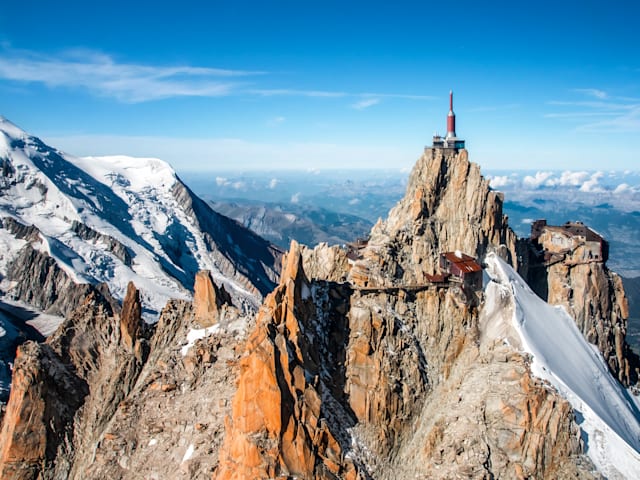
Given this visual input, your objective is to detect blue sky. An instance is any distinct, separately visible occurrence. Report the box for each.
[0,0,638,171]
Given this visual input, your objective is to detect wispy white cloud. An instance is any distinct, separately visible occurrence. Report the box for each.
[546,90,640,132]
[613,183,633,194]
[545,170,590,187]
[488,175,513,188]
[578,171,604,192]
[572,88,608,99]
[516,170,614,193]
[0,46,435,106]
[351,98,380,110]
[575,105,640,133]
[0,47,260,103]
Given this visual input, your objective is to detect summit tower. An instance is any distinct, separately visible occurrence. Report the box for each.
[432,91,465,150]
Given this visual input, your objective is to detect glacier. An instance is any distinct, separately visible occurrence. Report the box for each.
[0,116,280,319]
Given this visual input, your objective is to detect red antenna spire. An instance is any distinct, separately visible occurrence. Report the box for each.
[446,90,456,138]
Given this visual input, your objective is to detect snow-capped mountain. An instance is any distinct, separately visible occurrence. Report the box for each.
[484,253,640,478]
[0,116,281,318]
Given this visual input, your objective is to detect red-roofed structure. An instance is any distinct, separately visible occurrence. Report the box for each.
[440,251,482,291]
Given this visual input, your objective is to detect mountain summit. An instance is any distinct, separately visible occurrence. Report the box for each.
[0,116,281,316]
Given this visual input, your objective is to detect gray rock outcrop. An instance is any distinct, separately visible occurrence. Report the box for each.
[6,243,118,318]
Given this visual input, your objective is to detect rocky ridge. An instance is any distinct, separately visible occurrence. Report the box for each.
[214,148,602,478]
[0,269,252,479]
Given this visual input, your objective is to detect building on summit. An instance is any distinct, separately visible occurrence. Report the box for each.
[531,220,609,264]
[432,91,465,150]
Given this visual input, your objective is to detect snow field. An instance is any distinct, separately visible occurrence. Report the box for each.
[0,117,259,319]
[484,253,640,479]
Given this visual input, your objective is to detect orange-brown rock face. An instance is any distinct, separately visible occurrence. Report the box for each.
[0,342,87,480]
[120,281,142,350]
[0,345,47,480]
[349,148,517,288]
[217,241,360,479]
[193,270,232,327]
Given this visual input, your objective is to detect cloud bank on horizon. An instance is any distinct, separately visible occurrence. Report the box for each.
[488,170,640,198]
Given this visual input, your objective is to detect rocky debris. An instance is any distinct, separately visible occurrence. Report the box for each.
[70,220,132,266]
[65,295,247,479]
[193,270,232,327]
[0,342,87,480]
